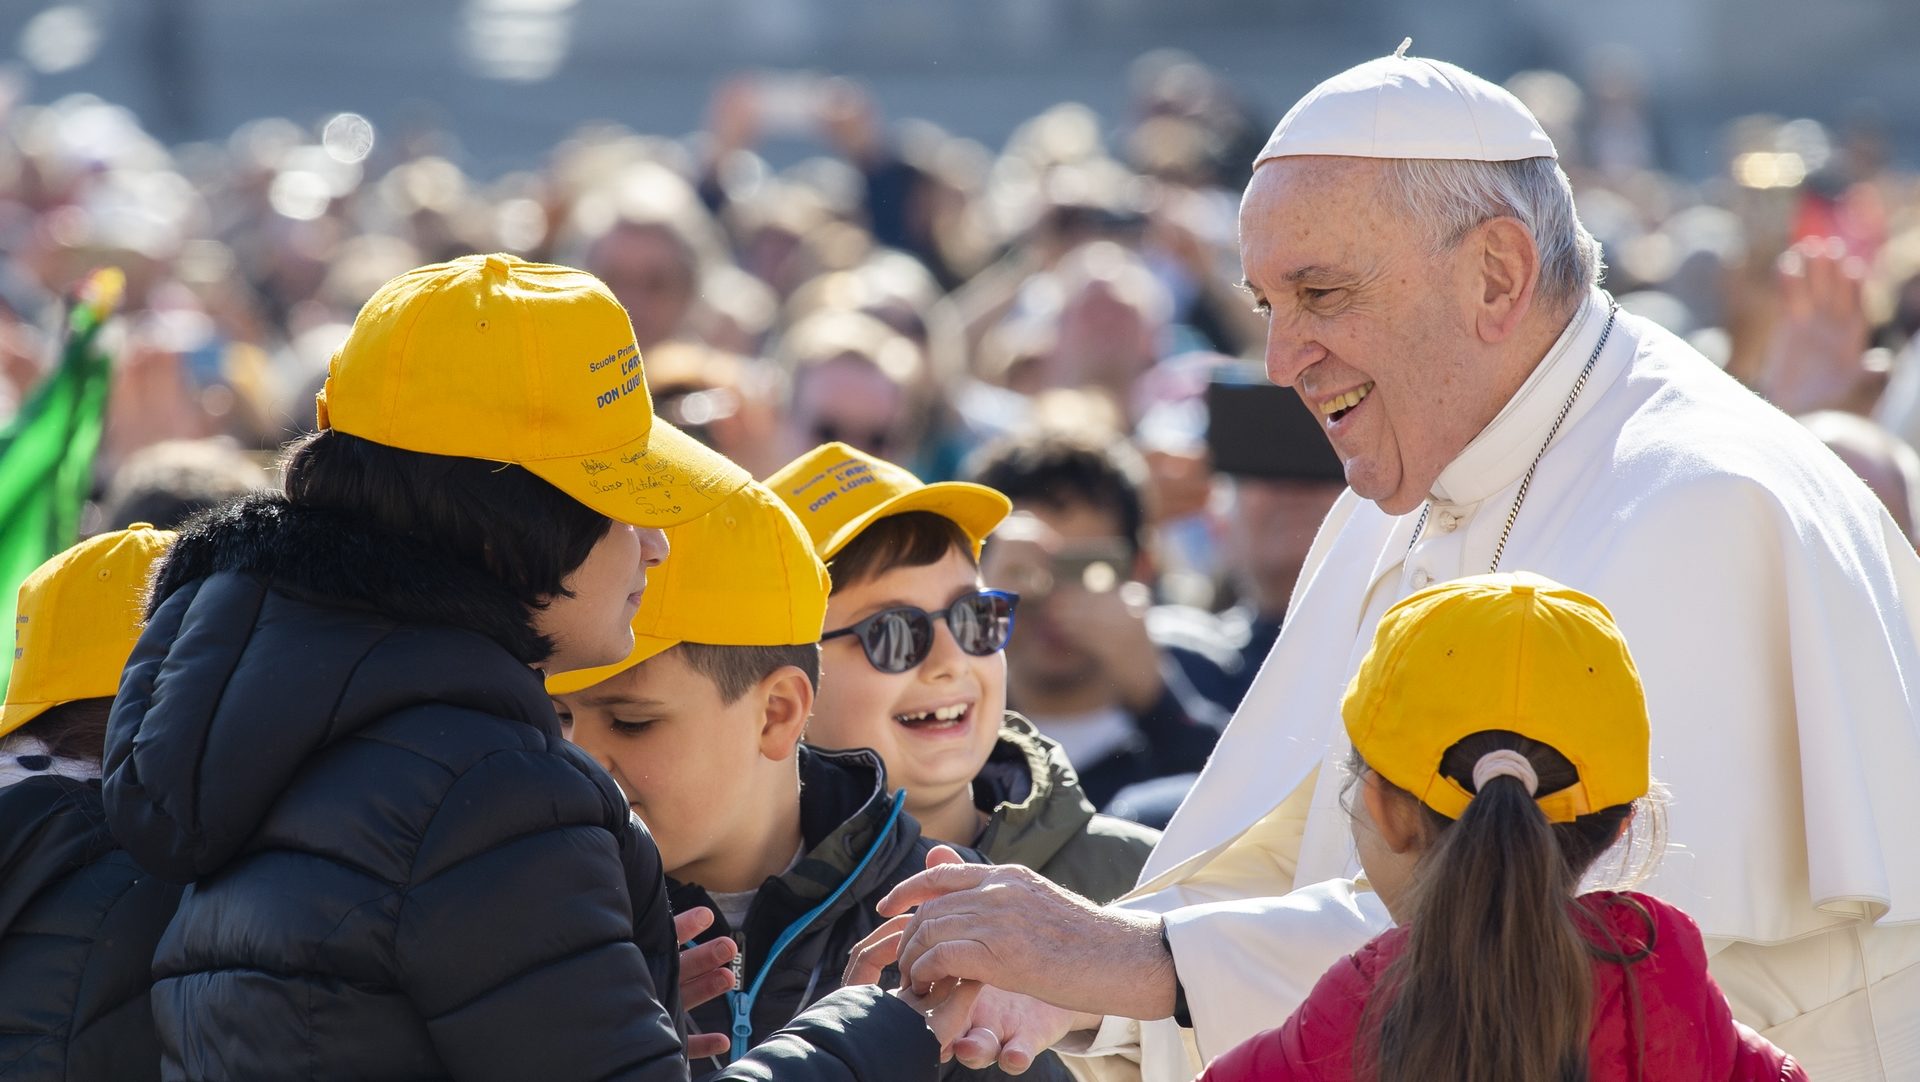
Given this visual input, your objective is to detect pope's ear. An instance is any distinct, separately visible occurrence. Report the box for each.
[1470,216,1540,344]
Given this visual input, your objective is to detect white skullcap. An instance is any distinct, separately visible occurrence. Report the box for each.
[1256,39,1557,166]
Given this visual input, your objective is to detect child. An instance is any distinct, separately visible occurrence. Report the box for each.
[1197,573,1806,1082]
[0,525,182,1082]
[101,255,971,1081]
[768,442,1158,905]
[548,480,1049,1081]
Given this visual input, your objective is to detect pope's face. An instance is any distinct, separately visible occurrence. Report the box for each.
[1239,156,1493,516]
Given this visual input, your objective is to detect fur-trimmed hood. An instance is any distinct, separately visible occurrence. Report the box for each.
[152,492,548,663]
[105,493,561,882]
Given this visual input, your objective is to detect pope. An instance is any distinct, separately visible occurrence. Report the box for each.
[849,43,1920,1082]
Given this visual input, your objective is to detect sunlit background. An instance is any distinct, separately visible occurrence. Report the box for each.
[3,0,1918,175]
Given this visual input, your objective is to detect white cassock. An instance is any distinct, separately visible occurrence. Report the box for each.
[1059,290,1920,1082]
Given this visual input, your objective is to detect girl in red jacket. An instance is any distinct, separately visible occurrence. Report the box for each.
[1199,573,1806,1082]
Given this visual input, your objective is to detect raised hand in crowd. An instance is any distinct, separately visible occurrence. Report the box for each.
[1757,236,1886,415]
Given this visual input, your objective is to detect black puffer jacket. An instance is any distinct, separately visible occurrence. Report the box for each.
[675,747,1068,1082]
[102,494,938,1082]
[0,774,181,1081]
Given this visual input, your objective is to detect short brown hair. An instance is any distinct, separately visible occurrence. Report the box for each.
[673,642,821,704]
[826,511,975,594]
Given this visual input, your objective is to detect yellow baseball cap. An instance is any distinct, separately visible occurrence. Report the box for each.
[545,481,830,696]
[2,525,175,738]
[766,442,1010,560]
[1341,572,1650,823]
[316,253,749,527]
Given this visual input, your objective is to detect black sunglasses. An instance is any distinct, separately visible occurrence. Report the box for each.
[822,589,1019,674]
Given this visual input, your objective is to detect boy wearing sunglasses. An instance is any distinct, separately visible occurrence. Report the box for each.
[547,482,1036,1081]
[771,444,1159,906]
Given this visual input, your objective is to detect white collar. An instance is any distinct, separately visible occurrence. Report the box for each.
[1430,289,1611,507]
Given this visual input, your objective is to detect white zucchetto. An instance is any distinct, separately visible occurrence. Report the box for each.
[1256,39,1558,165]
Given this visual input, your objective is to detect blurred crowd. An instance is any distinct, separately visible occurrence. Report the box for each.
[3,50,1919,814]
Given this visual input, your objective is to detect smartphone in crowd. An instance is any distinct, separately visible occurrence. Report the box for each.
[1205,378,1344,482]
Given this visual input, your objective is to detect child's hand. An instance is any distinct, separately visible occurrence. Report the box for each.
[674,906,737,1058]
[889,977,985,1061]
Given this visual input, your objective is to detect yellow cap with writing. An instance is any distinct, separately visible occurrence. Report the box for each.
[315,253,749,526]
[766,442,1010,560]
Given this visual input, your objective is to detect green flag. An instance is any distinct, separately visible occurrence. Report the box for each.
[0,268,122,692]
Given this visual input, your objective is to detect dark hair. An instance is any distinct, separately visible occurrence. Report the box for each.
[1352,731,1640,1082]
[14,697,114,764]
[827,511,975,594]
[282,430,613,607]
[673,642,821,704]
[967,432,1147,557]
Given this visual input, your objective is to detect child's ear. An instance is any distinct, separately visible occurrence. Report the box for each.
[757,667,815,762]
[1361,773,1426,855]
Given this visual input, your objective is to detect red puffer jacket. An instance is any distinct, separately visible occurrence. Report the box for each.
[1196,892,1805,1082]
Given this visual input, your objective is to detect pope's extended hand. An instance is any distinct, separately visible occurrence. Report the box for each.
[845,848,1102,1073]
[848,852,1178,1022]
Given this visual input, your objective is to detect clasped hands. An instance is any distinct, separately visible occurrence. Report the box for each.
[842,847,1179,1073]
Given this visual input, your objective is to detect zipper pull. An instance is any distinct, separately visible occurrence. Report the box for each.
[727,987,752,1063]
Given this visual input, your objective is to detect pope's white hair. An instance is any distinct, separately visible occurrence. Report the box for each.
[1382,156,1602,313]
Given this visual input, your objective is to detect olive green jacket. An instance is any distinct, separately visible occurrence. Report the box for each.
[973,714,1161,903]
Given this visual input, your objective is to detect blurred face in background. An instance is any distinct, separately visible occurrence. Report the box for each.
[587,221,696,351]
[981,504,1143,699]
[785,354,909,460]
[1224,477,1346,618]
[1042,242,1169,405]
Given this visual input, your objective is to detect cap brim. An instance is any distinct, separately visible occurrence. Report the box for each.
[526,419,750,528]
[0,698,57,741]
[546,633,679,696]
[820,482,1012,559]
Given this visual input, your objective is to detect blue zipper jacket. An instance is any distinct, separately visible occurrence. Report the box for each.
[672,746,1070,1082]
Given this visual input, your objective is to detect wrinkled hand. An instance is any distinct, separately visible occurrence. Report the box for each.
[1758,236,1884,415]
[847,848,1097,1072]
[674,906,737,1059]
[843,845,969,988]
[849,858,1177,1021]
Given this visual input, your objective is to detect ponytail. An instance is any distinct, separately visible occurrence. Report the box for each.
[1357,732,1634,1082]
